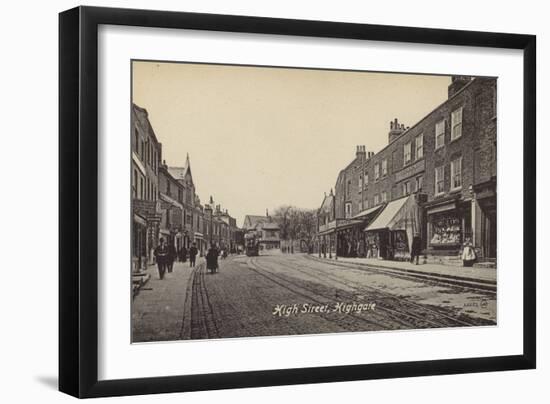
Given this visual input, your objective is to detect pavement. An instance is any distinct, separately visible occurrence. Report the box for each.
[132,259,202,342]
[306,254,496,291]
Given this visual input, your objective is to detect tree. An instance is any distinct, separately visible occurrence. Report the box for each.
[272,205,317,252]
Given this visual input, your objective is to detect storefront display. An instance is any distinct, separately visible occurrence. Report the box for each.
[429,212,462,246]
[392,230,410,260]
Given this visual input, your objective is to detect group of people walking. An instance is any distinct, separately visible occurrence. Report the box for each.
[153,238,222,279]
[153,239,198,280]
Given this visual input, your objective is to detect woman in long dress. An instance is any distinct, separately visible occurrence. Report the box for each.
[462,238,477,267]
[206,244,219,274]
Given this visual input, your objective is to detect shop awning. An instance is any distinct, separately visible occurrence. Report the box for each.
[351,204,383,220]
[365,195,419,232]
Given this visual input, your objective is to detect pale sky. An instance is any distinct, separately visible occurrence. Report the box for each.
[132,61,451,227]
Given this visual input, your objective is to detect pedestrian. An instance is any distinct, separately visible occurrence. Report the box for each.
[180,245,187,262]
[410,233,422,265]
[153,238,169,280]
[206,243,219,274]
[189,242,198,268]
[462,238,477,267]
[167,241,176,273]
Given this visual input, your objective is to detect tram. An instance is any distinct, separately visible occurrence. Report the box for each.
[245,232,260,257]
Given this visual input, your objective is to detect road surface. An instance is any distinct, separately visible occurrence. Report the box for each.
[180,252,496,340]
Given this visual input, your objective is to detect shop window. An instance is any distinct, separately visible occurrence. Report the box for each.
[435,165,445,195]
[404,142,411,165]
[382,159,388,176]
[451,107,463,141]
[416,133,424,159]
[435,120,445,149]
[430,212,462,246]
[451,156,463,190]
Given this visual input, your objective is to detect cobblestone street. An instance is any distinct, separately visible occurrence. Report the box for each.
[132,252,496,342]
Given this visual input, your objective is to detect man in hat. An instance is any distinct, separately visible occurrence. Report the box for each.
[153,238,169,279]
[189,242,198,268]
[410,233,422,265]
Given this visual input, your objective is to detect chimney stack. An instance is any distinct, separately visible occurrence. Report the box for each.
[388,118,406,143]
[448,76,472,98]
[356,145,366,159]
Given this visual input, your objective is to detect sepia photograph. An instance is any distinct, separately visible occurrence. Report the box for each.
[130,60,497,343]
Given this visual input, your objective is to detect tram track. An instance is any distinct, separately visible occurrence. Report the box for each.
[280,257,482,327]
[188,263,219,340]
[253,255,492,329]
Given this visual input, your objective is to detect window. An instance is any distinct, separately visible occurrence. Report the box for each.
[374,164,380,180]
[374,194,380,205]
[416,176,423,192]
[166,180,171,196]
[140,177,144,199]
[141,140,145,159]
[132,169,138,198]
[416,134,424,160]
[381,191,387,203]
[451,107,463,140]
[134,129,139,152]
[178,188,183,202]
[402,181,411,196]
[364,172,369,186]
[358,175,362,192]
[345,202,352,218]
[435,165,445,195]
[451,156,463,190]
[381,159,387,176]
[364,199,369,209]
[435,120,445,149]
[404,142,412,165]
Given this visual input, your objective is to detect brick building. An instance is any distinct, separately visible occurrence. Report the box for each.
[131,104,162,271]
[158,164,185,253]
[318,76,497,265]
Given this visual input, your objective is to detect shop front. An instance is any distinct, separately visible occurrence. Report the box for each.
[425,197,472,258]
[334,205,383,258]
[132,213,148,272]
[473,178,496,261]
[364,195,421,261]
[318,220,337,258]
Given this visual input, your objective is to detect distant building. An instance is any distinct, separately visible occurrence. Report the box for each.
[131,104,162,271]
[243,214,281,250]
[168,154,199,250]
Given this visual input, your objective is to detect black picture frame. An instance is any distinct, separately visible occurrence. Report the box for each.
[59,6,536,398]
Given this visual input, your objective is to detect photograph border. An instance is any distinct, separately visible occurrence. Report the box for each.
[59,6,536,398]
